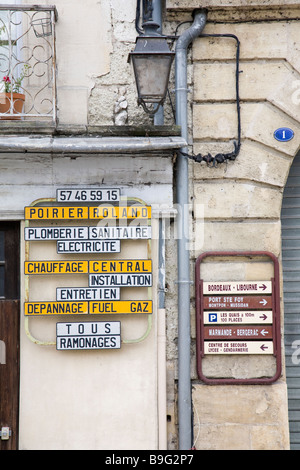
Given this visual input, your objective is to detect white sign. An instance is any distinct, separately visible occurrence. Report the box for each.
[203,281,272,295]
[57,240,121,253]
[204,341,273,355]
[25,225,151,241]
[24,226,89,241]
[56,188,120,202]
[56,321,121,350]
[56,287,120,301]
[89,273,152,287]
[204,310,273,324]
[89,226,151,239]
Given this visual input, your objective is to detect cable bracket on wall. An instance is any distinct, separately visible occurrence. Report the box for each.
[178,33,241,167]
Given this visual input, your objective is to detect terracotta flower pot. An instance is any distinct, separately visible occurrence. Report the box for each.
[0,92,25,120]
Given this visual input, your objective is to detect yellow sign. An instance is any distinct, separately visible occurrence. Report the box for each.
[25,206,89,220]
[89,259,152,273]
[89,206,151,219]
[25,205,151,220]
[25,261,89,275]
[24,260,152,275]
[89,301,152,314]
[25,302,89,315]
[24,300,152,315]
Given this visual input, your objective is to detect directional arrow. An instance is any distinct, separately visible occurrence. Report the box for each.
[259,314,268,321]
[204,341,274,354]
[260,329,269,336]
[203,325,273,339]
[204,311,273,324]
[203,295,272,309]
[203,281,272,295]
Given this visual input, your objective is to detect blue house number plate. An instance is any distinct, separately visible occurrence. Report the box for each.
[274,127,294,142]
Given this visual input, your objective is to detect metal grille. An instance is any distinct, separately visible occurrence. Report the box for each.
[282,154,300,450]
[0,5,57,123]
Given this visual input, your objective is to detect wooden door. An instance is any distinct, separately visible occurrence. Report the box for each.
[0,222,20,450]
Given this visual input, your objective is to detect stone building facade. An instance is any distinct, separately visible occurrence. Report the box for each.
[0,0,299,450]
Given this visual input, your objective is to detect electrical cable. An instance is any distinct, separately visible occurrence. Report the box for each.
[135,0,143,35]
[134,6,241,165]
[178,33,241,166]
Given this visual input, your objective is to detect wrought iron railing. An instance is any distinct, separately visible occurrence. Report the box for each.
[0,5,57,123]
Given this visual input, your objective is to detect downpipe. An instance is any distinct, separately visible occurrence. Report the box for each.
[152,0,167,450]
[175,9,207,450]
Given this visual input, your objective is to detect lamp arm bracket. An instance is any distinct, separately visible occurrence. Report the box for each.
[138,99,162,116]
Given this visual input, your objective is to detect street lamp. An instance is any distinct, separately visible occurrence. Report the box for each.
[129,19,175,115]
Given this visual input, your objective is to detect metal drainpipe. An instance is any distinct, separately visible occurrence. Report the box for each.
[152,0,164,126]
[152,0,168,451]
[175,8,207,450]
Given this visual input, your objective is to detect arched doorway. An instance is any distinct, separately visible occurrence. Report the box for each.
[282,152,300,449]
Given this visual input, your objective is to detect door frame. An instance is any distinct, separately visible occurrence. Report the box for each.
[0,222,20,450]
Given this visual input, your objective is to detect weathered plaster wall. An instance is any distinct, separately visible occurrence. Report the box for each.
[87,0,177,127]
[87,0,150,127]
[15,152,173,450]
[23,0,113,125]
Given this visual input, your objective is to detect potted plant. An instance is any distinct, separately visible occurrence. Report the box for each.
[0,65,30,120]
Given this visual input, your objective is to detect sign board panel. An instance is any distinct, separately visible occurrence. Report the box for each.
[56,240,121,253]
[89,300,152,315]
[204,325,273,340]
[25,206,151,220]
[89,259,152,273]
[89,206,151,220]
[56,321,121,350]
[25,300,152,315]
[273,127,294,142]
[24,226,151,241]
[204,341,274,355]
[89,273,152,287]
[89,226,151,239]
[203,295,272,310]
[195,251,282,385]
[203,281,272,295]
[25,260,89,275]
[56,287,120,301]
[25,226,89,241]
[204,310,273,324]
[25,301,89,316]
[25,206,89,220]
[56,188,120,202]
[25,260,152,275]
[24,189,153,325]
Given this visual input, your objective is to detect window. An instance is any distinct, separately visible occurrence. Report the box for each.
[0,4,57,122]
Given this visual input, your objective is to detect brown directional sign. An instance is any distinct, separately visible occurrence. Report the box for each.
[204,341,274,355]
[204,325,273,340]
[203,310,273,324]
[203,281,272,295]
[203,295,272,310]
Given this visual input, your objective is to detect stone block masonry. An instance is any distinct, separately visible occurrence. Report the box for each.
[189,16,300,450]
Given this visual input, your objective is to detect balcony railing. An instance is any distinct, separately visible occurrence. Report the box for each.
[0,5,57,124]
